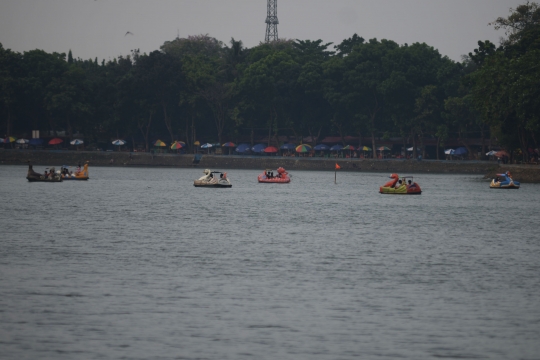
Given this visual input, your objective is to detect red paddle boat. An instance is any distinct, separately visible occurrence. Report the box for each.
[258,167,291,183]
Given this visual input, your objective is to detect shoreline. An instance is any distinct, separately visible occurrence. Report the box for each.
[2,149,540,183]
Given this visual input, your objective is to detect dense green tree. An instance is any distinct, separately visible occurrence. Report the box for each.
[470,1,540,161]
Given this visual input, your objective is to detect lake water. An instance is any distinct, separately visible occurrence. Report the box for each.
[1,165,539,360]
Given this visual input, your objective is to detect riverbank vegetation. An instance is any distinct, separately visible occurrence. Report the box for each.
[1,2,539,161]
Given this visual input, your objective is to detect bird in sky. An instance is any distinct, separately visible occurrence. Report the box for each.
[125,31,134,36]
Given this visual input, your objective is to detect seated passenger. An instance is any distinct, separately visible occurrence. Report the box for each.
[395,180,403,188]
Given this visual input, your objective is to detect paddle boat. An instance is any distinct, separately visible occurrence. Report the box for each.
[258,167,291,183]
[61,162,89,180]
[194,169,232,188]
[26,163,62,182]
[490,171,520,189]
[379,173,422,195]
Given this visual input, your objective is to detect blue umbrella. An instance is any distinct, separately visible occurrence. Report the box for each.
[454,147,468,155]
[235,143,251,153]
[29,139,44,145]
[330,144,343,151]
[280,143,296,150]
[251,143,266,153]
[314,144,330,151]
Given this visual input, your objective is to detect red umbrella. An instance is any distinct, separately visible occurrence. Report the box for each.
[48,138,63,145]
[264,146,278,153]
[495,150,509,157]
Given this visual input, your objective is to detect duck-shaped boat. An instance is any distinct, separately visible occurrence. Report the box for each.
[379,173,421,195]
[26,163,62,182]
[61,162,89,180]
[194,169,232,188]
[258,167,291,183]
[490,171,520,189]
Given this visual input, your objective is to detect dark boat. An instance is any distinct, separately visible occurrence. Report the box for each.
[26,163,63,182]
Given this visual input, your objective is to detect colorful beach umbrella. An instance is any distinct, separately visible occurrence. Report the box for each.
[4,136,17,143]
[295,144,312,153]
[264,146,278,153]
[112,139,126,146]
[194,141,200,146]
[495,150,509,157]
[153,140,166,147]
[16,138,29,144]
[342,145,356,151]
[70,139,84,145]
[377,146,391,151]
[361,146,371,151]
[222,142,236,147]
[49,138,63,145]
[171,141,184,150]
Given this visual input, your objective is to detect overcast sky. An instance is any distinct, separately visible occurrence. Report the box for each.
[0,0,525,63]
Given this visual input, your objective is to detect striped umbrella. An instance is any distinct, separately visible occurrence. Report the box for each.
[4,136,17,143]
[361,146,371,151]
[222,142,236,147]
[171,141,184,150]
[342,145,356,151]
[377,146,391,151]
[295,144,312,153]
[153,140,166,147]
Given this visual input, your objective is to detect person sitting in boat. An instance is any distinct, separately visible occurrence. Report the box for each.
[395,180,403,188]
[494,176,499,183]
[220,173,223,179]
[408,180,412,185]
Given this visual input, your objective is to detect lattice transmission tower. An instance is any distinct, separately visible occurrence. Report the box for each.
[265,0,279,42]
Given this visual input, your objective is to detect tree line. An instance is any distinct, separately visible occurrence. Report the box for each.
[1,2,538,161]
